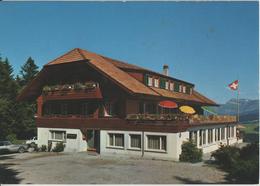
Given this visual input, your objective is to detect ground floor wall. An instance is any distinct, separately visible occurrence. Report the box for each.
[37,123,241,161]
[37,127,87,152]
[100,130,189,161]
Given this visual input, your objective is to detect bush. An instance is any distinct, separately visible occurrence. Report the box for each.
[52,142,65,152]
[40,145,47,152]
[211,143,259,184]
[211,145,240,170]
[179,140,202,163]
[6,133,17,143]
[239,142,259,160]
[229,159,259,184]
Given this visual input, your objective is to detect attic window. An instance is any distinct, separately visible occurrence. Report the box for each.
[169,82,174,91]
[154,79,159,88]
[165,81,169,90]
[179,85,182,93]
[183,86,186,93]
[148,77,153,87]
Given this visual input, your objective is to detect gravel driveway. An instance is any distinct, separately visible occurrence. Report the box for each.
[0,152,228,184]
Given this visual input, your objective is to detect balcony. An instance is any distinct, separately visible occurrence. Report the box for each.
[126,114,237,125]
[42,82,102,101]
[189,115,237,124]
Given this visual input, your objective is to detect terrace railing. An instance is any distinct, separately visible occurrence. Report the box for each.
[189,115,237,124]
[126,114,189,122]
[126,114,237,124]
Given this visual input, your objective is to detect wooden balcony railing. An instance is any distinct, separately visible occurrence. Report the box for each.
[189,115,237,124]
[41,82,103,101]
[42,87,103,101]
[126,114,237,124]
[126,114,189,122]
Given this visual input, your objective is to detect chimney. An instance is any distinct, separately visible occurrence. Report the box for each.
[163,64,169,76]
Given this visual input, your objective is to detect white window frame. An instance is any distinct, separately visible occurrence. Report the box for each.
[107,133,124,149]
[148,77,153,87]
[169,82,174,91]
[146,135,167,152]
[165,81,169,90]
[182,86,186,93]
[128,134,142,150]
[190,88,193,94]
[50,130,66,142]
[154,78,159,88]
[179,85,182,93]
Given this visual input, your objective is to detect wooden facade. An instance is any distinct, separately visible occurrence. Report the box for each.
[18,48,237,133]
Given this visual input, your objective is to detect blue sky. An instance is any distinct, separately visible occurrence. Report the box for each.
[0,2,258,104]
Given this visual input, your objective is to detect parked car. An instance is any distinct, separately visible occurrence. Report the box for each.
[0,141,28,154]
[26,136,38,147]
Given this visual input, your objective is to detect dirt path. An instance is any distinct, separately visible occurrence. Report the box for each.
[0,152,228,184]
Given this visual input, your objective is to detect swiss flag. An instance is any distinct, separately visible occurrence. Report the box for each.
[228,80,239,90]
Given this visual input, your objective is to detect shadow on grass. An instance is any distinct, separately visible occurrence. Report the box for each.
[0,163,21,184]
[173,175,229,184]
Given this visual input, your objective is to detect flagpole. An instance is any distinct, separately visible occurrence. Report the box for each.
[237,80,240,123]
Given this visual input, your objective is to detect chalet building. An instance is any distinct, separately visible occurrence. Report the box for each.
[17,48,240,161]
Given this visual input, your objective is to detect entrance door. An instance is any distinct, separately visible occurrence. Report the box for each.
[86,130,100,153]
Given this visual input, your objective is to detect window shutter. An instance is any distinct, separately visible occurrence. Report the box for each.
[144,74,149,85]
[186,86,190,94]
[159,78,166,89]
[174,82,179,92]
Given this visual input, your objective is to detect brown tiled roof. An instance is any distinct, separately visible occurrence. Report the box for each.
[192,90,217,105]
[150,87,216,105]
[18,48,217,106]
[46,48,85,66]
[77,49,159,96]
[100,55,147,71]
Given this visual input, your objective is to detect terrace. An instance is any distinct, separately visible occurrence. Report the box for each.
[126,114,237,124]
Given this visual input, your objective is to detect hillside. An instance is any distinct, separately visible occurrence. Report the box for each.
[211,99,259,122]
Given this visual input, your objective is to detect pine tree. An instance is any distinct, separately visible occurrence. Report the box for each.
[19,57,39,87]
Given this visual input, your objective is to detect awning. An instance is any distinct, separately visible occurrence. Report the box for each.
[158,100,178,109]
[180,105,196,114]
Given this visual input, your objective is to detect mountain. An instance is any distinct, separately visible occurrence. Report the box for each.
[210,99,259,122]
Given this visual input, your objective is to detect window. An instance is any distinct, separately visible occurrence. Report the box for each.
[182,86,186,93]
[148,77,153,87]
[215,128,220,141]
[147,135,166,151]
[179,85,182,92]
[231,126,234,137]
[199,129,206,146]
[154,79,159,88]
[165,81,169,90]
[159,78,166,89]
[169,82,174,91]
[190,88,193,94]
[108,133,124,148]
[50,131,66,141]
[221,128,225,140]
[130,134,141,149]
[208,129,213,144]
[61,103,68,115]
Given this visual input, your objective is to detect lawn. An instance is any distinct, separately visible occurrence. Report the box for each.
[240,121,259,142]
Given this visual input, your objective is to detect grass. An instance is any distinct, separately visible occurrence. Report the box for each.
[241,121,259,134]
[240,121,259,143]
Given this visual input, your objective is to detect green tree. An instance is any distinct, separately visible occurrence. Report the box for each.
[19,57,39,87]
[0,57,18,140]
[0,58,19,99]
